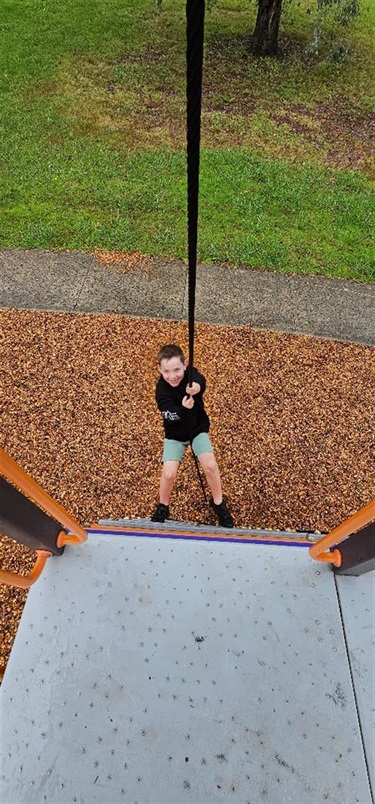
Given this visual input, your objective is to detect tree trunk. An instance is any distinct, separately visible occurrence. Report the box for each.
[251,0,283,56]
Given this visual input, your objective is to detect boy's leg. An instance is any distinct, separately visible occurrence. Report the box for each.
[160,439,187,502]
[197,451,222,505]
[151,440,187,522]
[191,434,222,504]
[160,461,180,505]
[192,434,234,528]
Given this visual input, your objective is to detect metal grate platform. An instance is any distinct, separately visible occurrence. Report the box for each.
[1,527,373,803]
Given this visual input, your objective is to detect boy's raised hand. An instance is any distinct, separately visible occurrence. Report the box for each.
[182,395,195,409]
[186,382,201,396]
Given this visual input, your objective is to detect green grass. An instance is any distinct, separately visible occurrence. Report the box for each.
[0,0,374,280]
[2,145,373,279]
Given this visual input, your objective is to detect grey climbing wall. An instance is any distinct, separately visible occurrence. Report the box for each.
[1,532,372,803]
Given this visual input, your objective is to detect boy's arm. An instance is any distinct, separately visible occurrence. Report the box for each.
[186,368,206,396]
[186,382,200,396]
[156,386,189,422]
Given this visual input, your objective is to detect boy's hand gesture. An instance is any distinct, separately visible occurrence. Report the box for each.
[182,395,195,409]
[186,382,201,396]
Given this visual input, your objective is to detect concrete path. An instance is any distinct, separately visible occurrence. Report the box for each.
[1,248,374,345]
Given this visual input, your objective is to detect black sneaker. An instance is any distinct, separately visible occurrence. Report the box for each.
[211,498,234,528]
[151,503,169,523]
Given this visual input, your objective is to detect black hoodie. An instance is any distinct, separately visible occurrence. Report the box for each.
[155,366,210,442]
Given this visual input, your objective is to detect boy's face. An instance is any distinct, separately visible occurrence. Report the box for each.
[159,356,187,387]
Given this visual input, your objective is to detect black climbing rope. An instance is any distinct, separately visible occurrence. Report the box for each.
[186,0,205,388]
[192,451,209,505]
[186,0,208,506]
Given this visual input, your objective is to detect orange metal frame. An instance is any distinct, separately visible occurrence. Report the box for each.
[0,549,53,589]
[309,499,375,567]
[0,448,87,589]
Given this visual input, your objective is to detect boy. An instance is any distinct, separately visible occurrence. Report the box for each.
[151,344,234,528]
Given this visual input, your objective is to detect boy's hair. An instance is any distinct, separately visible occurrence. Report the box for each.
[157,344,185,364]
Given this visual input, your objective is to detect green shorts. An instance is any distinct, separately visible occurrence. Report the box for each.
[162,433,213,463]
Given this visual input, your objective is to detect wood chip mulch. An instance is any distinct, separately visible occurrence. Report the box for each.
[1,308,374,676]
